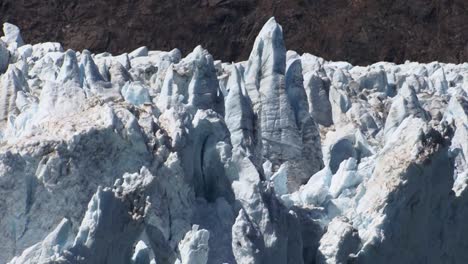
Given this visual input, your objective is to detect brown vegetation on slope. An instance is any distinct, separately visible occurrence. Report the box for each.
[1,0,467,65]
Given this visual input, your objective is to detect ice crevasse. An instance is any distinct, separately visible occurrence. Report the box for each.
[0,18,467,264]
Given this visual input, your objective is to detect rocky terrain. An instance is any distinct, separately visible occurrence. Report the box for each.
[0,17,467,264]
[1,0,468,65]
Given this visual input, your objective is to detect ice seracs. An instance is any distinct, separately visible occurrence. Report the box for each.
[383,82,429,140]
[121,81,151,106]
[131,241,156,264]
[2,23,24,48]
[157,46,223,114]
[224,64,254,151]
[0,18,468,264]
[302,65,333,127]
[0,64,29,125]
[242,17,323,192]
[177,225,210,264]
[8,219,73,264]
[316,217,359,264]
[444,95,468,195]
[244,17,299,167]
[0,40,9,73]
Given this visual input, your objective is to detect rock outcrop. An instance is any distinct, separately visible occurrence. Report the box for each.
[2,0,468,65]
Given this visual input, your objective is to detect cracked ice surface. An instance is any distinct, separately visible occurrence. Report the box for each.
[0,17,467,264]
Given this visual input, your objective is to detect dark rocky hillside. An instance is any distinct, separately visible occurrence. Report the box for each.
[1,0,467,65]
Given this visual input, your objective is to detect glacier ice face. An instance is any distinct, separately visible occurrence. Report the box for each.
[0,65,29,127]
[67,183,148,264]
[2,23,24,48]
[302,67,333,127]
[242,17,323,192]
[383,82,429,140]
[121,81,151,106]
[0,40,9,73]
[350,117,456,264]
[131,240,156,264]
[444,95,468,195]
[0,19,467,264]
[8,219,73,264]
[56,50,82,86]
[329,158,360,198]
[177,225,210,264]
[316,217,359,264]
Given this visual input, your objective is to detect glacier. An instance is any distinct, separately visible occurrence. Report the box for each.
[0,17,467,264]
